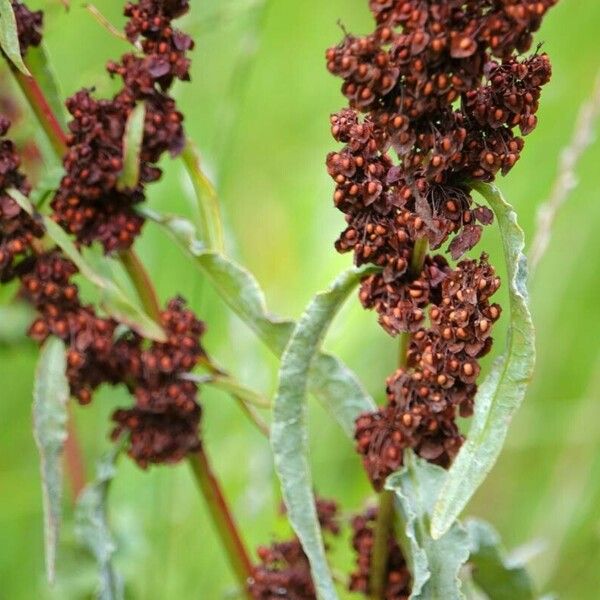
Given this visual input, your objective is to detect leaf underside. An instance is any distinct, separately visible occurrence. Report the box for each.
[0,0,31,75]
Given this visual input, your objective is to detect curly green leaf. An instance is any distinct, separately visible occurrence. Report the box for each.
[431,182,536,539]
[272,266,375,600]
[117,102,146,191]
[386,455,471,600]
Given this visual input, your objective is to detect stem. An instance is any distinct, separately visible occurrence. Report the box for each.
[370,236,430,599]
[11,67,67,157]
[119,248,162,322]
[189,448,253,595]
[64,406,86,500]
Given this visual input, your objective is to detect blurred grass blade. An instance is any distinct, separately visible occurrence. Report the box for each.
[8,189,166,342]
[181,140,224,252]
[431,182,536,539]
[0,301,35,344]
[386,455,470,600]
[117,102,145,191]
[272,267,374,600]
[25,44,67,131]
[30,165,64,208]
[140,207,377,436]
[75,445,124,600]
[33,336,70,584]
[0,0,30,74]
[466,519,535,600]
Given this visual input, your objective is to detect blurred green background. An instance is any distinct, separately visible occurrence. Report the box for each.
[1,0,599,598]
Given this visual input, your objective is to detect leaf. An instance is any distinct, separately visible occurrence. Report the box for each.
[272,266,374,600]
[465,519,535,600]
[75,445,124,600]
[431,182,535,539]
[0,301,35,343]
[8,189,166,342]
[140,207,376,437]
[25,44,68,131]
[180,140,225,252]
[33,336,70,583]
[0,0,30,75]
[386,455,471,600]
[30,164,64,208]
[117,102,146,191]
[207,375,271,409]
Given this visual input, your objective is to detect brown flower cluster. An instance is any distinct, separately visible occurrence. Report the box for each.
[0,103,204,467]
[0,117,43,282]
[248,499,340,600]
[326,1,556,487]
[51,0,193,252]
[349,506,411,599]
[356,255,501,487]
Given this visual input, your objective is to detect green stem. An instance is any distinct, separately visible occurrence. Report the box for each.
[11,66,67,157]
[189,448,254,595]
[181,140,225,252]
[370,236,430,599]
[119,248,162,322]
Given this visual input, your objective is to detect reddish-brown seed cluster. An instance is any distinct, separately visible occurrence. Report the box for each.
[248,499,340,600]
[112,297,206,467]
[356,255,502,488]
[51,0,192,252]
[326,1,556,485]
[326,0,553,332]
[0,117,43,282]
[11,0,43,54]
[349,506,411,599]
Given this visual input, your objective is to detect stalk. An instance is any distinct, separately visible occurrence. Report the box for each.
[189,448,254,595]
[370,236,430,599]
[10,54,255,590]
[11,67,67,157]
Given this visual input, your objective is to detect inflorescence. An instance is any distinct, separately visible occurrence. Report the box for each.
[326,0,556,545]
[0,0,206,467]
[51,0,193,252]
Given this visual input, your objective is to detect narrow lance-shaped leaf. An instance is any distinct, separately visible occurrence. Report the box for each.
[25,44,68,131]
[386,455,471,600]
[8,189,166,342]
[33,336,70,583]
[431,181,536,539]
[117,102,146,191]
[272,266,375,600]
[75,445,124,600]
[140,207,377,437]
[465,519,535,600]
[0,0,31,75]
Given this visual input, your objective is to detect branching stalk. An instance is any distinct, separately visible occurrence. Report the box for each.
[189,448,254,596]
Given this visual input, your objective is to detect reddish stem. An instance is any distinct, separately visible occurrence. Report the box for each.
[11,67,68,157]
[64,406,86,500]
[189,448,254,595]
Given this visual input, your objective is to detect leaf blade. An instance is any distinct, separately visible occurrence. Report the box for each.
[0,0,31,75]
[466,519,535,600]
[117,102,146,191]
[386,456,471,600]
[431,182,536,539]
[75,445,124,600]
[272,267,373,600]
[33,336,70,583]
